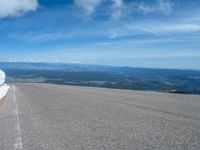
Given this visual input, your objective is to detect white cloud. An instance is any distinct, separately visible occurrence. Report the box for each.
[157,0,172,14]
[137,2,155,14]
[111,0,124,20]
[137,0,172,14]
[109,30,119,39]
[158,24,200,32]
[74,0,125,19]
[74,0,173,20]
[0,0,38,19]
[117,23,200,38]
[74,0,102,17]
[107,21,200,40]
[136,23,200,34]
[12,31,69,43]
[111,0,173,20]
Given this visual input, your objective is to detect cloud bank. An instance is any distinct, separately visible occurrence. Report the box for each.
[74,0,173,19]
[0,0,38,19]
[0,0,173,20]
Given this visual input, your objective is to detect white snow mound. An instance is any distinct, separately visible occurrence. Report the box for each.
[0,84,10,99]
[0,69,9,99]
[0,69,5,85]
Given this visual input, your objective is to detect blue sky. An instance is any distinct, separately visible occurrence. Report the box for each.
[0,0,200,69]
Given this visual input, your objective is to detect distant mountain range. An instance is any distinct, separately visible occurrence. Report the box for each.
[1,62,200,94]
[0,61,199,73]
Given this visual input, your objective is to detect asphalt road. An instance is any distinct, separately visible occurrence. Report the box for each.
[0,83,200,150]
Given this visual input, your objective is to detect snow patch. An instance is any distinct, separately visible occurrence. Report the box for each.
[0,84,10,99]
[0,69,5,85]
[0,69,9,99]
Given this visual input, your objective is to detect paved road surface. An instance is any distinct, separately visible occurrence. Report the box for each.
[0,83,200,150]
